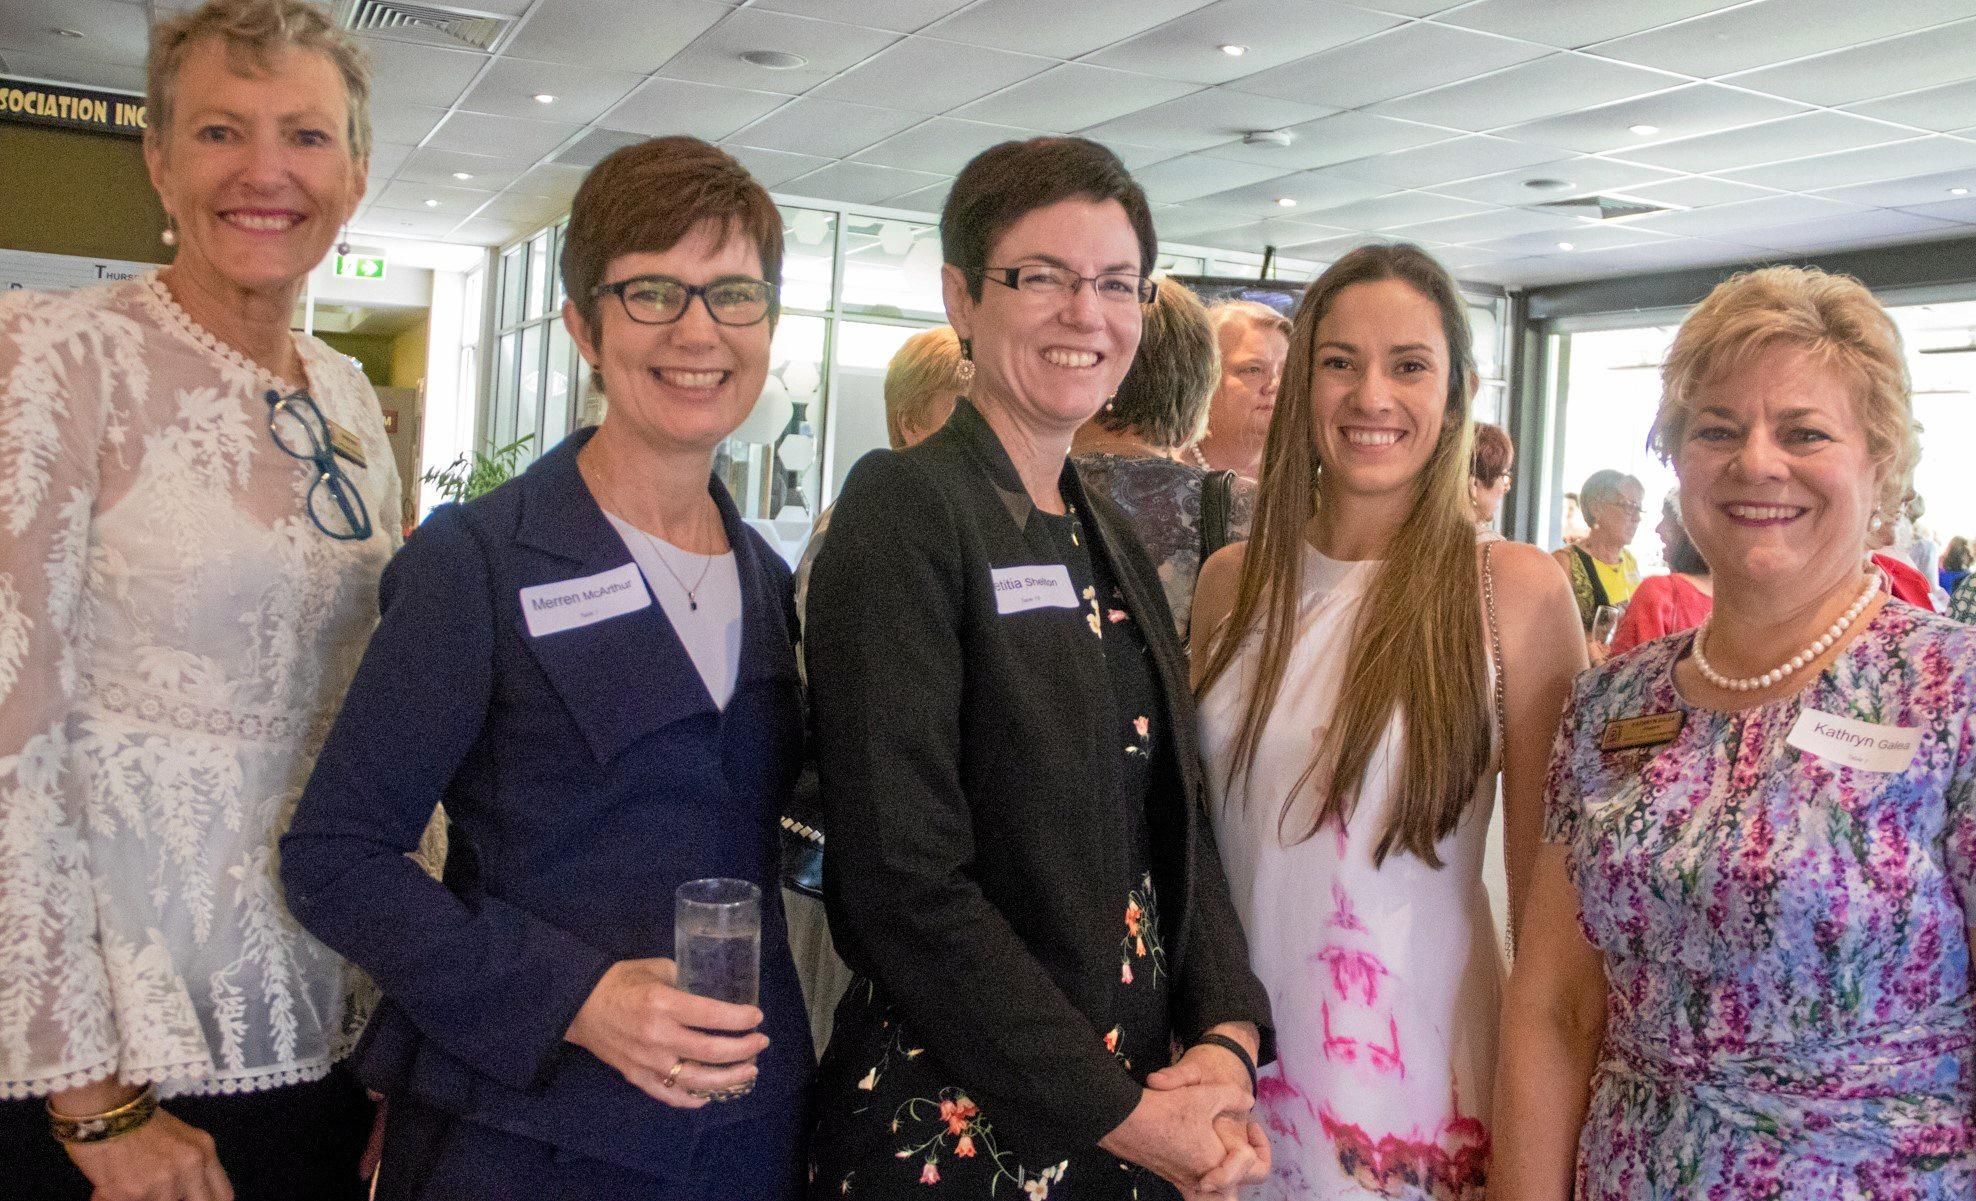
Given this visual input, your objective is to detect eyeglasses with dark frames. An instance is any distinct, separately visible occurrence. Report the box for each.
[593,274,779,326]
[265,389,374,542]
[984,264,1156,305]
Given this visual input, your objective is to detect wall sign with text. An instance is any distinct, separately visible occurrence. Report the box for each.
[0,248,152,293]
[0,77,145,138]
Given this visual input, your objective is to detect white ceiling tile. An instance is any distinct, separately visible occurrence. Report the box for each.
[1387,206,1589,245]
[730,98,926,158]
[1185,216,1354,254]
[781,160,946,205]
[1894,195,1976,224]
[397,148,531,191]
[1434,0,1735,50]
[1313,135,1560,188]
[1083,0,1402,86]
[1590,0,1976,78]
[1132,155,1299,204]
[367,103,451,149]
[552,128,652,169]
[811,38,1053,114]
[1721,137,1976,194]
[1348,0,1465,14]
[1078,88,1335,154]
[926,0,1215,60]
[0,0,148,66]
[1282,191,1495,231]
[1846,80,1976,133]
[1198,111,1453,170]
[1613,175,1783,209]
[376,179,496,216]
[1106,143,1183,170]
[660,11,899,96]
[450,218,528,248]
[1724,18,1976,108]
[1621,193,1869,238]
[954,64,1199,132]
[1466,222,1671,257]
[720,145,835,189]
[1154,201,1275,240]
[1543,237,1765,276]
[602,78,790,140]
[1183,173,1392,220]
[428,110,579,160]
[354,206,466,239]
[472,191,571,226]
[1423,157,1681,206]
[1736,208,1965,252]
[852,117,1043,174]
[1815,167,1976,210]
[503,0,729,74]
[748,0,974,34]
[0,49,145,92]
[364,142,414,181]
[885,180,953,215]
[356,36,486,110]
[458,58,644,125]
[1369,53,1686,132]
[1276,231,1445,260]
[1227,23,1548,108]
[506,162,591,201]
[1494,83,1807,155]
[1609,112,1912,175]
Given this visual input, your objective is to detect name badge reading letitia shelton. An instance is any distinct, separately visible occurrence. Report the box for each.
[1601,711,1685,752]
[1786,709,1922,774]
[990,564,1079,615]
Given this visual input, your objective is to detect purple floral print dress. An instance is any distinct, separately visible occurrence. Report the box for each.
[1544,601,1976,1199]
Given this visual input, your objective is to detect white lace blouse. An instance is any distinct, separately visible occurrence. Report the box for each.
[0,273,401,1100]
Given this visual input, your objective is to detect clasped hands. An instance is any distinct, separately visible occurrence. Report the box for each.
[1102,1037,1271,1200]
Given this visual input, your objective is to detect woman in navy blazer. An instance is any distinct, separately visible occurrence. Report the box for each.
[281,137,812,1199]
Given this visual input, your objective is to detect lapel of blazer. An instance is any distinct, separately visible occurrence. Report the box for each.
[511,427,720,766]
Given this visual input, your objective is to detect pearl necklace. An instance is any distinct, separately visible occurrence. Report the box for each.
[1691,572,1880,693]
[1185,444,1211,472]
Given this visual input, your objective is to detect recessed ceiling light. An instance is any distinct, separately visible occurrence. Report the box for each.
[741,49,808,69]
[1556,241,1575,251]
[51,27,84,38]
[1219,44,1248,57]
[1629,124,1660,136]
[452,171,474,181]
[1275,197,1297,208]
[424,198,441,208]
[1953,187,1971,196]
[532,93,556,104]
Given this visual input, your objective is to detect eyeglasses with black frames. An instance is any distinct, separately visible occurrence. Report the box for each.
[593,274,779,326]
[265,389,374,542]
[984,264,1157,305]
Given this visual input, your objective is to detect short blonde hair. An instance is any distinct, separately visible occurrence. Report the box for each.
[149,0,373,162]
[884,327,963,450]
[1100,277,1218,450]
[1207,299,1292,342]
[1654,266,1918,518]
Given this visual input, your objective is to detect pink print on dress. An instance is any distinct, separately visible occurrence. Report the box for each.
[1317,1090,1489,1201]
[1328,882,1368,932]
[1320,1002,1405,1079]
[1314,945,1389,1006]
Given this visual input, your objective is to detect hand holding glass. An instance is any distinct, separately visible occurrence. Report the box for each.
[675,879,762,1100]
[1592,604,1624,648]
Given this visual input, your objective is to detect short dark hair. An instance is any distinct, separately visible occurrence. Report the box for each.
[561,136,783,339]
[1944,535,1970,573]
[941,137,1156,301]
[1098,277,1218,450]
[1469,421,1512,486]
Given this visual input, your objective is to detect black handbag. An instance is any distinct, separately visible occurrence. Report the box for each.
[780,760,826,899]
[1200,468,1237,560]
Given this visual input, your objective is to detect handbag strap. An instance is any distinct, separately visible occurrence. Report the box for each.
[1482,540,1508,766]
[1199,468,1236,561]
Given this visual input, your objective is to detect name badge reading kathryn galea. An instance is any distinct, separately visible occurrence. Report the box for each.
[991,564,1079,615]
[1786,708,1922,774]
[520,562,651,638]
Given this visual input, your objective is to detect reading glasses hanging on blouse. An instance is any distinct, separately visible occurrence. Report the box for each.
[265,388,375,542]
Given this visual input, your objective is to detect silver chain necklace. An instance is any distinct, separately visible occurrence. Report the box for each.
[633,526,716,611]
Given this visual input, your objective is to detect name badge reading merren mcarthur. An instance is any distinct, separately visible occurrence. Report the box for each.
[1601,711,1685,752]
[520,563,651,638]
[1786,709,1922,774]
[990,564,1080,615]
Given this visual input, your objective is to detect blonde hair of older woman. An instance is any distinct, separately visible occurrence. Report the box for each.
[1652,265,1920,522]
[148,0,373,162]
[883,326,964,450]
[1207,298,1292,342]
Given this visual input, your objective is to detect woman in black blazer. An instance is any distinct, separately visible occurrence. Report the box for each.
[804,137,1273,1201]
[280,137,811,1199]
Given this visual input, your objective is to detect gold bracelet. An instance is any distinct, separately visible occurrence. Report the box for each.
[48,1084,159,1144]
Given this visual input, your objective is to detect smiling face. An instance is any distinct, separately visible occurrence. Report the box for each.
[1675,340,1878,597]
[1211,318,1290,447]
[564,219,774,459]
[1308,278,1451,505]
[942,196,1143,437]
[145,37,364,296]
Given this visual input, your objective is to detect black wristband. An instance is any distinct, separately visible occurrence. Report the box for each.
[1195,1032,1257,1095]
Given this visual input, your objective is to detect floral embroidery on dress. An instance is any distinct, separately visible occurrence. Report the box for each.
[889,1086,1071,1196]
[1118,873,1167,995]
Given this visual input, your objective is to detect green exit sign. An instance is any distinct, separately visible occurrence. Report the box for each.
[333,252,386,280]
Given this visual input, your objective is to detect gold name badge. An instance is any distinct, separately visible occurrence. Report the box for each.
[1601,711,1685,752]
[325,418,368,469]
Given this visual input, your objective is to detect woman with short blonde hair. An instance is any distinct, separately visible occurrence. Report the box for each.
[882,325,963,450]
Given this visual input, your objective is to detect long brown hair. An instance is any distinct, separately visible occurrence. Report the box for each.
[1197,244,1489,866]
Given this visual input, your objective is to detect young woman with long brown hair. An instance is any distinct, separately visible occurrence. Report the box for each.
[1188,244,1583,1198]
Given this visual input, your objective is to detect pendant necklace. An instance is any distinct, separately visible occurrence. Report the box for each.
[639,527,715,611]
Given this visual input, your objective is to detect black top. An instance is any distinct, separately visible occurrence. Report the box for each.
[804,397,1273,1158]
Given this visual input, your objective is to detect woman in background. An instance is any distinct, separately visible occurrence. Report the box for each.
[1555,469,1644,633]
[1607,495,1712,655]
[1469,421,1513,538]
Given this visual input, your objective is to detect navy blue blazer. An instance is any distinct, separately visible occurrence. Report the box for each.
[281,426,813,1189]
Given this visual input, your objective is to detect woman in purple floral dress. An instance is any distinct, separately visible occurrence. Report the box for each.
[1495,266,1976,1200]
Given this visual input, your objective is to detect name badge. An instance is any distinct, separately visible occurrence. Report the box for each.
[1601,711,1685,752]
[990,564,1079,615]
[520,563,651,638]
[1787,709,1921,774]
[325,417,368,469]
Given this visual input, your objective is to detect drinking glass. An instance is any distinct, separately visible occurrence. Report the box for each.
[674,878,761,1006]
[1592,604,1624,648]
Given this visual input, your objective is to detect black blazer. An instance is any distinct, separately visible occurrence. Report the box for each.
[805,398,1272,1151]
[281,427,812,1189]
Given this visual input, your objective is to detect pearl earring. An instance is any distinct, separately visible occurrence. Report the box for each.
[161,218,177,248]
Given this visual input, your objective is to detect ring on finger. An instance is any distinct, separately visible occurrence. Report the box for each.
[663,1059,688,1090]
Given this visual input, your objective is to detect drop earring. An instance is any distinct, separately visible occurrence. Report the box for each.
[161,216,177,248]
[955,355,976,387]
[335,225,351,257]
